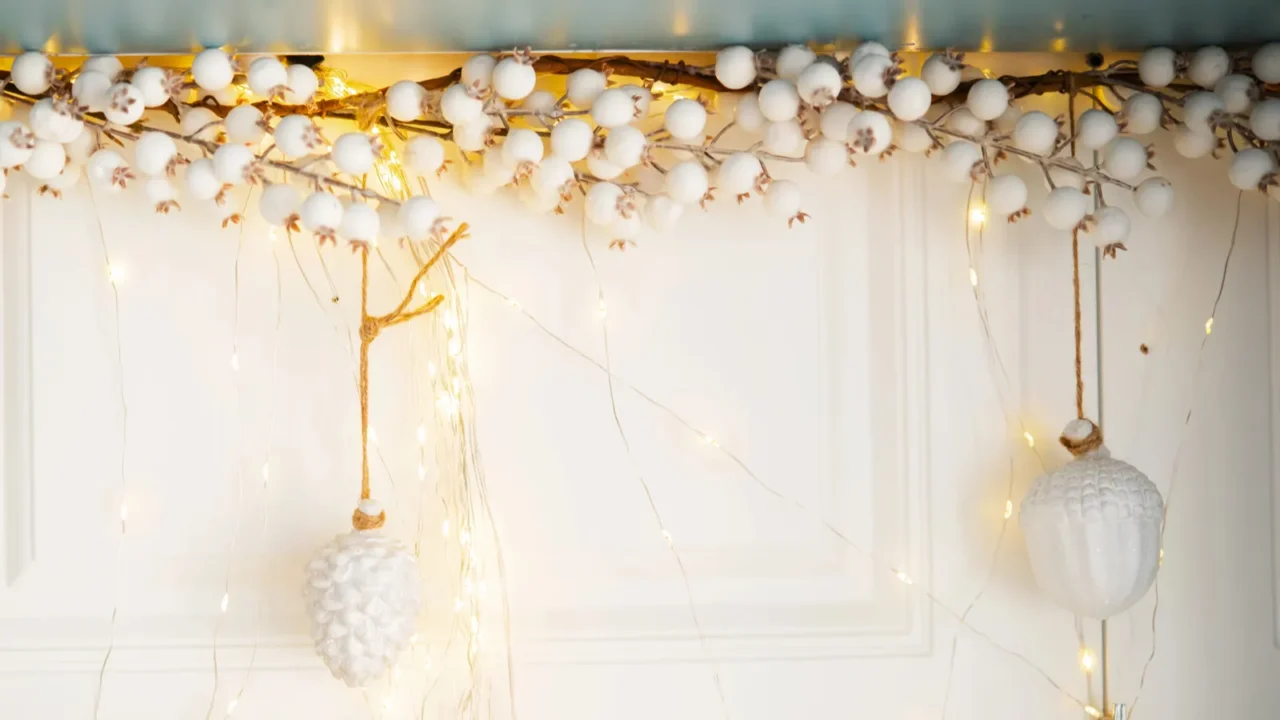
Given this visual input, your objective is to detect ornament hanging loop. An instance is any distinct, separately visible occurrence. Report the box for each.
[1059,417,1104,457]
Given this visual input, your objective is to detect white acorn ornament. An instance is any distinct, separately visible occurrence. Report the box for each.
[796,61,842,109]
[1075,109,1117,150]
[1172,125,1216,159]
[1188,46,1231,89]
[145,178,180,213]
[185,158,222,200]
[1215,74,1256,114]
[1134,177,1174,218]
[550,118,594,161]
[440,83,486,125]
[1020,419,1163,619]
[82,56,123,80]
[332,133,379,176]
[1043,187,1089,230]
[72,70,113,113]
[665,160,710,204]
[717,152,764,198]
[1254,43,1280,84]
[966,78,1009,121]
[24,140,66,180]
[758,79,801,122]
[887,77,931,121]
[503,127,545,166]
[192,48,235,91]
[248,56,289,98]
[1250,99,1280,141]
[404,136,446,175]
[846,110,892,155]
[399,196,442,240]
[1121,93,1163,135]
[585,181,624,225]
[946,107,985,137]
[763,120,805,156]
[804,137,848,175]
[285,64,320,104]
[492,51,537,101]
[1182,91,1224,134]
[603,126,646,169]
[386,81,427,122]
[181,106,221,141]
[664,99,708,141]
[942,141,982,183]
[820,102,859,141]
[462,54,497,91]
[897,122,934,153]
[11,51,53,95]
[1102,138,1149,181]
[734,92,767,132]
[591,88,640,128]
[644,195,684,232]
[765,179,807,227]
[848,41,891,71]
[776,45,817,82]
[1228,148,1276,191]
[715,46,758,90]
[133,131,179,176]
[1087,206,1131,248]
[921,52,963,95]
[213,143,257,185]
[986,174,1028,217]
[566,68,607,108]
[259,182,302,226]
[225,104,267,145]
[274,115,326,158]
[1137,47,1177,88]
[86,149,130,189]
[300,191,344,243]
[305,499,420,688]
[340,203,381,245]
[1014,111,1059,154]
[852,54,896,99]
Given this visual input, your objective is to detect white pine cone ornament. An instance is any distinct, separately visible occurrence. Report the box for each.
[305,499,421,688]
[1019,419,1163,619]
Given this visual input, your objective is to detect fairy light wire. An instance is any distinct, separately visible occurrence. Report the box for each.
[578,220,731,719]
[86,184,130,720]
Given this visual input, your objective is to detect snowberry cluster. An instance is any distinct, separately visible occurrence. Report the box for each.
[0,42,1276,254]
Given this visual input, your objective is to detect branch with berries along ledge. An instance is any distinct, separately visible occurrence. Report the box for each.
[0,42,1275,250]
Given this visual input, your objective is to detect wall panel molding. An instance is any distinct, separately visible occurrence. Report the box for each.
[1,185,33,587]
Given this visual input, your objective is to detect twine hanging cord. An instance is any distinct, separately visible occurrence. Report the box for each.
[1062,228,1103,458]
[353,223,470,531]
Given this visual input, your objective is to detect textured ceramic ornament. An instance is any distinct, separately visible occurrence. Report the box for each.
[1020,419,1164,619]
[304,499,421,687]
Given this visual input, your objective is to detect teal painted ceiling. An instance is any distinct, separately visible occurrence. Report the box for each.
[3,0,1279,54]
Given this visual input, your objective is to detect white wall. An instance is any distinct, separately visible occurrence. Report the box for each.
[2,78,1279,719]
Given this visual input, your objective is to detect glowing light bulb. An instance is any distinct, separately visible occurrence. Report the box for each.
[119,502,129,522]
[1084,705,1102,718]
[448,337,462,357]
[661,529,673,546]
[1080,648,1096,672]
[261,462,270,481]
[454,596,464,612]
[1205,317,1214,335]
[1003,499,1013,519]
[895,570,913,585]
[969,268,978,287]
[597,299,608,318]
[701,434,716,446]
[268,228,278,242]
[230,352,240,371]
[508,299,521,310]
[226,698,238,716]
[1159,548,1164,567]
[970,207,987,225]
[417,463,426,480]
[220,592,229,613]
[424,658,433,670]
[427,362,438,378]
[441,520,450,537]
[470,615,479,633]
[443,309,458,331]
[460,529,470,546]
[369,427,378,444]
[107,264,124,284]
[417,424,426,444]
[1023,431,1035,447]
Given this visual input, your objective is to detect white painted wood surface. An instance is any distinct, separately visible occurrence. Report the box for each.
[0,124,1277,719]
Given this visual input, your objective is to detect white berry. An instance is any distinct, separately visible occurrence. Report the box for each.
[566,68,607,108]
[986,174,1028,216]
[591,88,639,128]
[1250,98,1280,141]
[585,182,624,224]
[133,131,178,176]
[82,56,123,80]
[247,57,288,98]
[804,137,847,175]
[1254,43,1280,84]
[192,48,234,91]
[848,42,891,72]
[341,203,381,242]
[461,55,497,91]
[225,104,266,145]
[1138,48,1177,88]
[603,125,646,168]
[300,192,343,233]
[1188,46,1231,89]
[852,54,895,98]
[1172,125,1216,158]
[503,127,545,166]
[715,46,757,90]
[887,77,931,121]
[820,102,858,141]
[776,45,817,81]
[1215,74,1256,114]
[763,120,806,156]
[213,143,255,185]
[1228,148,1275,191]
[896,122,933,153]
[386,81,427,121]
[492,56,536,101]
[797,62,842,107]
[1014,111,1058,154]
[846,110,892,155]
[1103,137,1149,180]
[24,140,66,180]
[717,152,763,196]
[644,195,684,232]
[921,53,961,95]
[72,70,113,113]
[664,99,707,140]
[332,133,377,176]
[399,196,442,240]
[758,79,800,122]
[404,136,446,175]
[764,179,802,218]
[185,158,222,200]
[947,107,985,137]
[966,79,1009,121]
[734,92,766,132]
[1182,91,1224,134]
[1088,206,1131,246]
[1043,187,1089,230]
[665,160,709,204]
[1121,93,1163,135]
[550,118,593,161]
[942,141,981,183]
[1076,109,1118,150]
[11,52,52,94]
[284,64,319,104]
[259,182,301,225]
[273,114,323,158]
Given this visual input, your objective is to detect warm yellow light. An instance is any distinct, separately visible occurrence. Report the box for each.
[454,596,464,612]
[597,299,608,318]
[1051,37,1068,52]
[226,698,238,716]
[970,207,987,225]
[220,592,229,613]
[417,463,426,480]
[441,520,450,537]
[661,529,673,546]
[417,424,426,444]
[701,434,717,446]
[1080,648,1096,672]
[448,337,462,357]
[369,427,379,444]
[460,529,471,546]
[1205,317,1214,335]
[268,228,279,243]
[230,353,239,371]
[119,502,129,521]
[508,299,522,310]
[107,264,124,284]
[969,268,979,287]
[1084,705,1102,718]
[261,462,270,481]
[895,570,913,585]
[1023,431,1035,447]
[427,362,438,378]
[1003,500,1013,519]
[1159,548,1164,567]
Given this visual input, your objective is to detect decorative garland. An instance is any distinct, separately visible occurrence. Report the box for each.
[0,42,1276,255]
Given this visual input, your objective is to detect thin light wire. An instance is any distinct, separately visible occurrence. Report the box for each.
[458,264,1088,711]
[1128,190,1244,717]
[578,220,731,719]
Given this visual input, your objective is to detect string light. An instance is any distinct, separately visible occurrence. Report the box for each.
[230,352,239,371]
[416,424,426,444]
[1084,705,1103,718]
[219,592,229,613]
[969,207,987,225]
[1023,431,1035,447]
[969,267,979,287]
[441,520,450,537]
[1080,648,1096,672]
[261,462,270,481]
[1003,499,1013,519]
[417,462,426,480]
[661,529,673,546]
[118,501,128,530]
[107,263,124,284]
[597,299,608,318]
[1205,317,1214,335]
[369,426,378,444]
[895,570,913,585]
[225,699,238,716]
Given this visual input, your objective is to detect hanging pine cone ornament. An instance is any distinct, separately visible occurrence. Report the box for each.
[1020,419,1164,619]
[304,499,421,687]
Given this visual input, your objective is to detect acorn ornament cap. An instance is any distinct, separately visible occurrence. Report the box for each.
[1020,419,1163,619]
